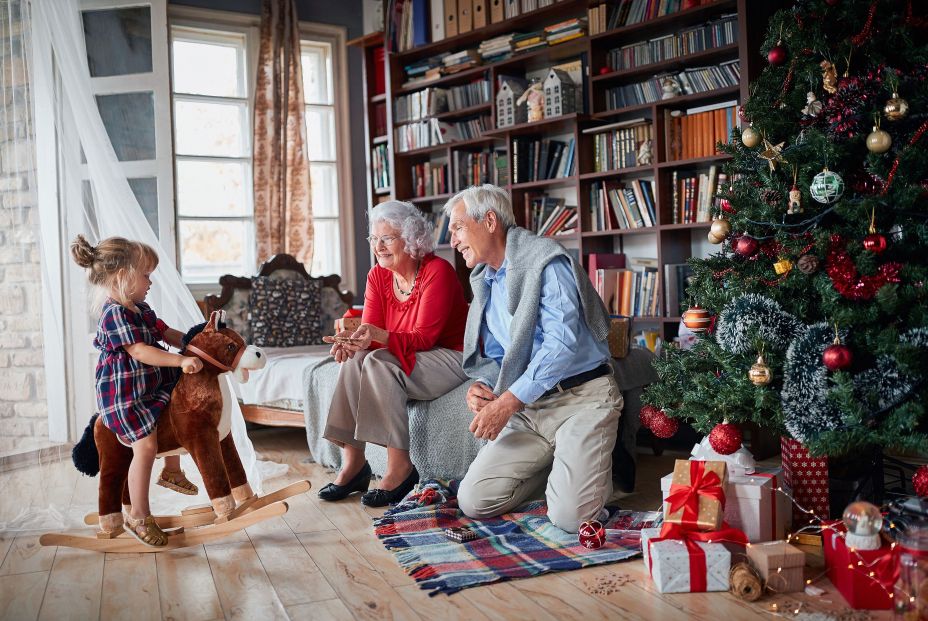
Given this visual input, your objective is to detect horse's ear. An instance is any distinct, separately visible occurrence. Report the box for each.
[205,311,220,332]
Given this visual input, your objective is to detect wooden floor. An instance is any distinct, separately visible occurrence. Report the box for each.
[0,428,890,621]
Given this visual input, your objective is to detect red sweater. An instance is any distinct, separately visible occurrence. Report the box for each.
[362,254,468,376]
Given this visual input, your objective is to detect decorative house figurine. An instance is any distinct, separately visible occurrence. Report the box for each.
[543,68,576,117]
[661,76,682,100]
[517,77,545,123]
[496,78,527,128]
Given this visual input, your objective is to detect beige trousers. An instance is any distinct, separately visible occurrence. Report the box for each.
[457,375,622,533]
[323,347,469,450]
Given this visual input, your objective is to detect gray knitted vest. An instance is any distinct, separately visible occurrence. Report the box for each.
[461,226,611,395]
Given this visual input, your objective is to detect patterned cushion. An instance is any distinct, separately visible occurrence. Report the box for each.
[248,276,324,347]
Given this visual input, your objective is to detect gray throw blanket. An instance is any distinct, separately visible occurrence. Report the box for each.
[462,226,611,395]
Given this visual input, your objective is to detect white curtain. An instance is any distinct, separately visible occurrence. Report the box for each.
[0,0,280,531]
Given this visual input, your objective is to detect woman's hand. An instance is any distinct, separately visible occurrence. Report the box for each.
[180,356,203,374]
[348,323,388,351]
[323,330,355,363]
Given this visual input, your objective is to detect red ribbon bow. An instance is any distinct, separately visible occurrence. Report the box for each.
[647,522,748,592]
[665,461,726,529]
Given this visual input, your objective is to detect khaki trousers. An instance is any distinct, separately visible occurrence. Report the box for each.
[323,347,469,450]
[457,375,622,533]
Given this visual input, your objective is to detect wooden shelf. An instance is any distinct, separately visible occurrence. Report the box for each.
[510,176,577,190]
[394,135,499,157]
[392,0,587,62]
[579,166,654,180]
[592,85,740,119]
[394,65,489,95]
[591,0,738,45]
[408,193,452,204]
[372,135,388,145]
[374,186,392,195]
[592,44,739,84]
[582,226,658,237]
[370,93,387,104]
[394,103,492,127]
[347,31,383,48]
[661,222,713,230]
[484,113,581,138]
[656,154,732,168]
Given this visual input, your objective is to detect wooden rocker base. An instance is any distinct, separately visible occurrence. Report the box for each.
[82,479,312,530]
[41,502,288,553]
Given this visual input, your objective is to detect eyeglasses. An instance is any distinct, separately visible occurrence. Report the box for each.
[366,235,399,246]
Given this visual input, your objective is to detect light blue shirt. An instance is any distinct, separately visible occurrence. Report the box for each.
[480,256,610,404]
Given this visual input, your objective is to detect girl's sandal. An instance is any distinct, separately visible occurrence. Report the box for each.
[157,469,199,495]
[124,514,168,547]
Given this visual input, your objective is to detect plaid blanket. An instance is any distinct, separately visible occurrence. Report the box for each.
[373,480,660,595]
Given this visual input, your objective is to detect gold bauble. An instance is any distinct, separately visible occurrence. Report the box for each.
[884,92,909,121]
[742,126,761,148]
[774,258,794,275]
[748,354,772,386]
[866,127,892,153]
[708,217,731,244]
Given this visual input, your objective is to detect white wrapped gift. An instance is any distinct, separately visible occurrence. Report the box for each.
[640,527,732,593]
[660,467,792,543]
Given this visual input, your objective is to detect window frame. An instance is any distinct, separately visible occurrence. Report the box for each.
[298,22,355,292]
[168,7,259,286]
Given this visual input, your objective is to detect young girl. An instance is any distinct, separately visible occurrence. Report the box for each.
[71,235,204,547]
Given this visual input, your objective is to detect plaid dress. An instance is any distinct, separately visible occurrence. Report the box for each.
[94,300,181,444]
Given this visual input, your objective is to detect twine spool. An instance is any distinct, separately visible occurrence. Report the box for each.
[730,562,764,602]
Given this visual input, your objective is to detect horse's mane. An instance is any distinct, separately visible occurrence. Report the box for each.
[182,317,227,348]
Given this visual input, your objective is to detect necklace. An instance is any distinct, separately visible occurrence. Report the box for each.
[394,262,420,296]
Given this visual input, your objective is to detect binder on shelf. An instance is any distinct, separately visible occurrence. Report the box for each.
[444,0,458,37]
[412,0,430,47]
[490,0,504,22]
[473,0,487,28]
[458,0,473,34]
[430,0,445,42]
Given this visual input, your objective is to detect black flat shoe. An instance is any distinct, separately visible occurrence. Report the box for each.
[318,462,372,502]
[361,467,419,507]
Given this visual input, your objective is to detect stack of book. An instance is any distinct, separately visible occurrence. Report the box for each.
[443,50,481,74]
[512,137,576,183]
[604,60,740,109]
[394,87,448,123]
[512,31,547,55]
[452,149,501,191]
[427,212,451,245]
[589,179,656,231]
[401,56,444,88]
[448,79,492,110]
[411,161,448,197]
[545,18,587,45]
[592,258,660,317]
[670,166,725,224]
[527,195,577,237]
[588,0,709,35]
[479,34,515,62]
[606,15,738,71]
[372,144,391,191]
[394,116,489,152]
[583,119,652,172]
[665,101,737,161]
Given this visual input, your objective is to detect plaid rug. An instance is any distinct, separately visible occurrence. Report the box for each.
[373,480,660,595]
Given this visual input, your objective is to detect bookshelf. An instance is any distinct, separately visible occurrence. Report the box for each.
[358,0,780,342]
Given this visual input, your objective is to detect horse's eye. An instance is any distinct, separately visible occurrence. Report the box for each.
[227,344,235,351]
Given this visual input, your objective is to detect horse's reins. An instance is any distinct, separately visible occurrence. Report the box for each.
[185,343,245,373]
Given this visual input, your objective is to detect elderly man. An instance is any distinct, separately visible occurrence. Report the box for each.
[444,184,622,533]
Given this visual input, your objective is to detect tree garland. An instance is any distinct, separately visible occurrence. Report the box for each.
[825,235,902,301]
[715,294,805,355]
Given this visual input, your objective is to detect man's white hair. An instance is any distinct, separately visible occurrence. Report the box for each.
[442,184,515,228]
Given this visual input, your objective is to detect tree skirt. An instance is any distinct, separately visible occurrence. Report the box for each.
[373,480,660,595]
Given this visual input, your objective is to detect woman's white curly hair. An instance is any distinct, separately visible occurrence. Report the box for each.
[369,200,436,260]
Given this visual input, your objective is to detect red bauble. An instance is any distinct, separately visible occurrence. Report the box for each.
[720,198,734,213]
[734,235,760,257]
[824,0,839,5]
[639,404,661,429]
[767,44,787,66]
[709,423,743,455]
[599,66,610,75]
[738,105,749,123]
[650,410,679,439]
[578,520,607,549]
[914,465,928,497]
[863,233,887,254]
[823,342,853,371]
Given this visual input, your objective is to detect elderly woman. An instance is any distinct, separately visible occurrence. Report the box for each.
[318,200,469,506]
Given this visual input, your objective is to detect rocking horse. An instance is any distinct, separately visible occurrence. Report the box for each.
[40,311,312,552]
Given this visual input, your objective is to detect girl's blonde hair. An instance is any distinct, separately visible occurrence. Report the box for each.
[70,235,159,309]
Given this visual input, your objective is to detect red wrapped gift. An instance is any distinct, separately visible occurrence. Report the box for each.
[664,459,728,531]
[334,308,363,333]
[781,437,829,525]
[823,522,897,610]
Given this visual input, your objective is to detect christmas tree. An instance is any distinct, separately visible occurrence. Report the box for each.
[642,0,928,459]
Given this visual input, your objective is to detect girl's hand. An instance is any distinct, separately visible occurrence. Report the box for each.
[323,330,354,363]
[180,356,203,374]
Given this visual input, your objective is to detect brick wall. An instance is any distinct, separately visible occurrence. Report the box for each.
[0,1,49,455]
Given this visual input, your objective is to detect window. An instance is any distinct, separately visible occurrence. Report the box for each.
[170,24,255,283]
[301,38,342,278]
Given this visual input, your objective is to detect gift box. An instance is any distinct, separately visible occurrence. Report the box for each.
[781,437,829,525]
[823,524,896,610]
[747,541,805,593]
[641,527,738,593]
[334,308,363,334]
[662,468,790,543]
[662,459,728,531]
[607,316,630,358]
